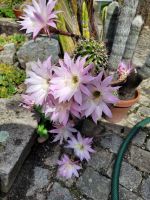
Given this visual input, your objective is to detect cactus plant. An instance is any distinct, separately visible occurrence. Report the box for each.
[74,38,108,74]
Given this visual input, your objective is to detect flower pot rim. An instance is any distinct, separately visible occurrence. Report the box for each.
[114,90,140,108]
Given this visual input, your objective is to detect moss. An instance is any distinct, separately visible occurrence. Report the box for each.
[0,63,25,98]
[0,7,15,18]
[0,34,26,48]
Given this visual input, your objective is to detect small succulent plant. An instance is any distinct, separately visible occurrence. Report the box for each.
[0,63,25,98]
[0,33,26,48]
[74,39,109,74]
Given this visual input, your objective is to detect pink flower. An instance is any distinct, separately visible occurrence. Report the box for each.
[43,98,81,125]
[117,61,133,78]
[66,133,95,161]
[19,0,59,38]
[81,72,119,123]
[58,154,81,179]
[20,94,35,110]
[25,57,55,105]
[50,122,78,144]
[51,53,94,105]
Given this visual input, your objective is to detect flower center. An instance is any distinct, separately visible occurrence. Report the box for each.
[93,91,101,99]
[72,75,79,84]
[76,143,84,151]
[42,79,49,91]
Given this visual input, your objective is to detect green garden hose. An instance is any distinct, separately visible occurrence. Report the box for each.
[111,117,150,200]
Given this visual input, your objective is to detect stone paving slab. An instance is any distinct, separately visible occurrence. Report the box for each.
[119,186,143,200]
[77,167,111,200]
[47,182,75,200]
[140,176,150,200]
[128,145,150,173]
[107,161,142,191]
[0,95,37,193]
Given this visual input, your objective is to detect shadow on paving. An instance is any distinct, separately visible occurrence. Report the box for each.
[0,119,149,200]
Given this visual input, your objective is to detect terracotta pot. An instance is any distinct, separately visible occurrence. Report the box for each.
[13,8,23,19]
[105,90,140,123]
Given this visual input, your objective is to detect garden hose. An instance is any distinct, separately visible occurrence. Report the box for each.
[111,117,150,200]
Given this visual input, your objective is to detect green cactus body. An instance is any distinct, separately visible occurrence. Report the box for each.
[82,1,90,39]
[101,5,108,40]
[74,39,108,74]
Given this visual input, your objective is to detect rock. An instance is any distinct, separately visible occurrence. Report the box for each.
[146,139,150,151]
[17,37,60,68]
[88,149,113,173]
[0,18,20,35]
[0,95,37,193]
[36,193,46,200]
[47,182,74,200]
[76,167,110,200]
[100,133,123,154]
[119,186,143,200]
[26,167,50,197]
[0,43,16,65]
[0,131,9,144]
[128,145,150,173]
[140,176,150,200]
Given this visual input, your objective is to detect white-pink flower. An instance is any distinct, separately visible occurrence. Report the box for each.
[25,57,55,105]
[58,154,81,179]
[117,61,133,78]
[19,0,59,38]
[20,94,35,110]
[81,72,119,123]
[50,122,78,144]
[51,53,94,105]
[43,98,81,125]
[66,133,95,161]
